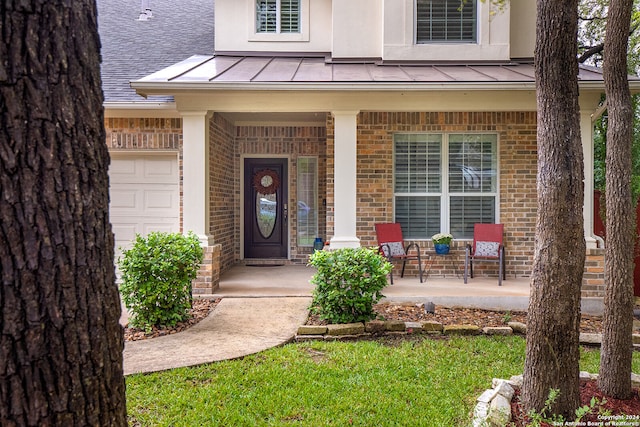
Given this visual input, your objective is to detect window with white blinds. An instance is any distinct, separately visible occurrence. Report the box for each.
[256,0,300,33]
[415,0,477,43]
[297,157,318,246]
[394,133,497,239]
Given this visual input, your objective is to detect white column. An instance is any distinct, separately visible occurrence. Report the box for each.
[581,109,598,249]
[181,111,214,246]
[330,111,360,249]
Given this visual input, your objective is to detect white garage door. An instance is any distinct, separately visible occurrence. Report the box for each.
[109,154,180,258]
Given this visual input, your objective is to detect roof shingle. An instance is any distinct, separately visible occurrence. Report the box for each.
[97,0,214,103]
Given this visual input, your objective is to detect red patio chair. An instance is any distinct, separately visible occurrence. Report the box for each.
[464,223,506,286]
[375,223,424,283]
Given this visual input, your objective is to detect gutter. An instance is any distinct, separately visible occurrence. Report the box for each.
[130,81,540,96]
[103,101,177,110]
[103,101,180,118]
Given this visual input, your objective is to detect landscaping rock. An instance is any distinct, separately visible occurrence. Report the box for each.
[633,333,640,345]
[494,380,514,401]
[508,375,523,387]
[507,321,527,334]
[297,325,327,335]
[294,335,325,342]
[580,371,596,381]
[421,320,443,333]
[472,402,490,427]
[443,324,480,335]
[384,320,406,332]
[404,321,423,334]
[477,389,498,403]
[632,372,640,388]
[326,323,365,336]
[324,334,363,341]
[473,378,518,427]
[579,332,602,346]
[364,320,386,334]
[482,326,513,336]
[488,394,511,426]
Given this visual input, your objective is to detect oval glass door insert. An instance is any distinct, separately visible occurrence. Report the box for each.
[256,192,277,238]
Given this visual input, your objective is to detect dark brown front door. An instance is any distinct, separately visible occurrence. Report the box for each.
[244,158,288,259]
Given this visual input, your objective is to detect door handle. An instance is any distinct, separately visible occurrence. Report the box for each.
[283,203,288,222]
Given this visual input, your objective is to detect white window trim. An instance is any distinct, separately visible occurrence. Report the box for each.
[393,132,500,240]
[248,0,310,42]
[414,0,478,45]
[382,0,510,62]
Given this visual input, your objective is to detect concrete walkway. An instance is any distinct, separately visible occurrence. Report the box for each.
[123,296,311,375]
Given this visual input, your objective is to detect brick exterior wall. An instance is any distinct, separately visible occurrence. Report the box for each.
[209,114,237,275]
[105,117,183,150]
[326,111,604,296]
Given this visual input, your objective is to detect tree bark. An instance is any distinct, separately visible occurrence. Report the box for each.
[0,1,127,426]
[522,0,585,418]
[599,0,635,399]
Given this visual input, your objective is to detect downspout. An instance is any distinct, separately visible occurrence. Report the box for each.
[591,100,607,249]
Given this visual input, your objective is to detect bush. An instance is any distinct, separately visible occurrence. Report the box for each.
[308,247,392,324]
[119,232,204,330]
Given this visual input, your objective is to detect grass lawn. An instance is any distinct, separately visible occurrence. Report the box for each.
[126,336,640,426]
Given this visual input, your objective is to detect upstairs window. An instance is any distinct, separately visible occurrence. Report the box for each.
[415,0,477,43]
[256,0,300,33]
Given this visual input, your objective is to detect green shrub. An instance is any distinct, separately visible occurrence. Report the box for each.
[119,232,204,329]
[308,247,392,324]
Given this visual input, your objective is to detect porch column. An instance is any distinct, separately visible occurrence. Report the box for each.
[580,105,599,249]
[330,111,360,249]
[181,111,214,246]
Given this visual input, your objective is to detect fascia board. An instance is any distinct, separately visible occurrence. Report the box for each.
[131,81,540,96]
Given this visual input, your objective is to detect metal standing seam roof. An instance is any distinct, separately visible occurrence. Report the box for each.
[132,55,638,92]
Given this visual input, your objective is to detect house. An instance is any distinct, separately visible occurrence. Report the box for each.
[100,0,640,295]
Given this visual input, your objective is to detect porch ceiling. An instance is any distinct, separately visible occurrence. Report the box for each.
[131,55,638,98]
[218,111,327,126]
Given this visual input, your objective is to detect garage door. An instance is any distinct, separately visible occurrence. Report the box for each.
[109,153,180,258]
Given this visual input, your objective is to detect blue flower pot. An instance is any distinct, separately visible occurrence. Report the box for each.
[434,243,450,255]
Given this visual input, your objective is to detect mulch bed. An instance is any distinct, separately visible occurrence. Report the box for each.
[510,380,640,426]
[123,298,221,341]
[306,302,624,334]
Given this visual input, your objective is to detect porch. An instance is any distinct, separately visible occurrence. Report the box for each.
[212,265,604,316]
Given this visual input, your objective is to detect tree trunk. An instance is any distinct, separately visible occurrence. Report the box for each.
[599,0,635,399]
[0,2,127,426]
[522,0,585,418]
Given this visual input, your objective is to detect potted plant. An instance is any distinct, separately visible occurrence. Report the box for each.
[432,232,453,255]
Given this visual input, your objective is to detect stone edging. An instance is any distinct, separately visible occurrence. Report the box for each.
[296,320,525,341]
[297,320,640,346]
[472,372,640,427]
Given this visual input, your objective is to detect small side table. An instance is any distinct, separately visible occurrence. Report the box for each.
[423,251,461,280]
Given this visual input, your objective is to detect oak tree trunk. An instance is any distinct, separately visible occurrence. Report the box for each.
[522,0,585,418]
[0,1,127,425]
[599,0,635,399]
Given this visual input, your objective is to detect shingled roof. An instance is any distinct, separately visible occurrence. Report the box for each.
[97,0,214,103]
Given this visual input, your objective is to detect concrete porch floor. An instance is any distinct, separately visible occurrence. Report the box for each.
[213,264,532,312]
[212,265,605,315]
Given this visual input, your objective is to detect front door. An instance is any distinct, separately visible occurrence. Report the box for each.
[244,158,288,259]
